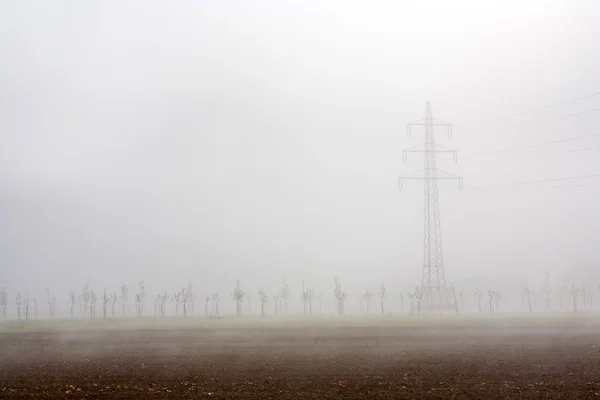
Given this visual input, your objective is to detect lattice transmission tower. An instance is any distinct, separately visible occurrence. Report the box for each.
[399,101,462,311]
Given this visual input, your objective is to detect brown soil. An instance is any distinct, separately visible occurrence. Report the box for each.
[1,322,600,399]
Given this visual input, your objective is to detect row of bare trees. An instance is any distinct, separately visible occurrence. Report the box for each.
[3,280,600,320]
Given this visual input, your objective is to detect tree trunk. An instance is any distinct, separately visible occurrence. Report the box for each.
[261,303,265,318]
[573,298,577,313]
[528,298,532,313]
[309,299,312,316]
[381,300,384,316]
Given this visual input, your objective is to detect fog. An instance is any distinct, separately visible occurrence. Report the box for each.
[1,0,599,317]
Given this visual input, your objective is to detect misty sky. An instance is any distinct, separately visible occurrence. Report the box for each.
[1,0,599,303]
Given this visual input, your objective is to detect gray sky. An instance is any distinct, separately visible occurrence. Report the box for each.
[1,0,599,308]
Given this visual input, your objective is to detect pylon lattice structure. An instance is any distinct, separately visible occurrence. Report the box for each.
[399,101,462,312]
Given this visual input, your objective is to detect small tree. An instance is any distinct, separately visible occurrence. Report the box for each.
[120,285,128,317]
[187,281,195,316]
[247,293,252,314]
[69,292,76,318]
[363,290,374,314]
[160,292,169,318]
[281,279,290,313]
[90,291,97,319]
[212,293,220,317]
[110,293,118,317]
[101,290,109,319]
[488,290,495,315]
[232,280,244,317]
[136,281,145,317]
[475,288,482,313]
[15,291,22,320]
[408,286,422,316]
[33,298,39,319]
[273,293,280,316]
[204,296,210,317]
[543,272,552,310]
[181,288,189,318]
[523,286,532,313]
[82,282,90,317]
[570,284,579,313]
[301,281,313,316]
[333,277,347,316]
[0,287,7,320]
[379,283,388,316]
[24,294,30,320]
[258,288,268,318]
[47,288,54,318]
[172,291,182,317]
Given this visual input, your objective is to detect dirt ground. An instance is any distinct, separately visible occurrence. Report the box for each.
[1,319,600,399]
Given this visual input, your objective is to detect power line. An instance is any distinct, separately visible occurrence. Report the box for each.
[464,131,600,159]
[484,91,600,123]
[469,173,600,191]
[569,146,600,153]
[530,46,600,72]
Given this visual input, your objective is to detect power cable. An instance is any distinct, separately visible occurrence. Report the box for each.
[469,173,600,191]
[484,91,600,123]
[464,132,600,159]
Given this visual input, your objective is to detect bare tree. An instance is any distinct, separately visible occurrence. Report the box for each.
[273,293,280,316]
[110,293,118,317]
[212,293,220,317]
[232,280,244,317]
[24,294,30,320]
[160,292,169,318]
[90,291,97,319]
[247,293,252,315]
[523,286,532,313]
[301,281,312,316]
[494,292,501,312]
[408,292,415,316]
[408,286,422,316]
[0,287,7,320]
[333,277,347,316]
[378,284,387,316]
[68,292,76,318]
[47,288,54,318]
[570,284,579,313]
[101,290,109,319]
[543,272,552,310]
[181,288,189,318]
[82,282,90,317]
[120,285,128,317]
[487,290,495,315]
[187,281,195,316]
[281,279,290,313]
[33,298,39,319]
[15,291,22,320]
[475,288,482,313]
[460,292,464,311]
[204,296,210,317]
[258,288,268,318]
[363,290,374,314]
[136,281,145,317]
[172,291,183,317]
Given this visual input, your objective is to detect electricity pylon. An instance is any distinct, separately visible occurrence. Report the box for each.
[399,101,462,311]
